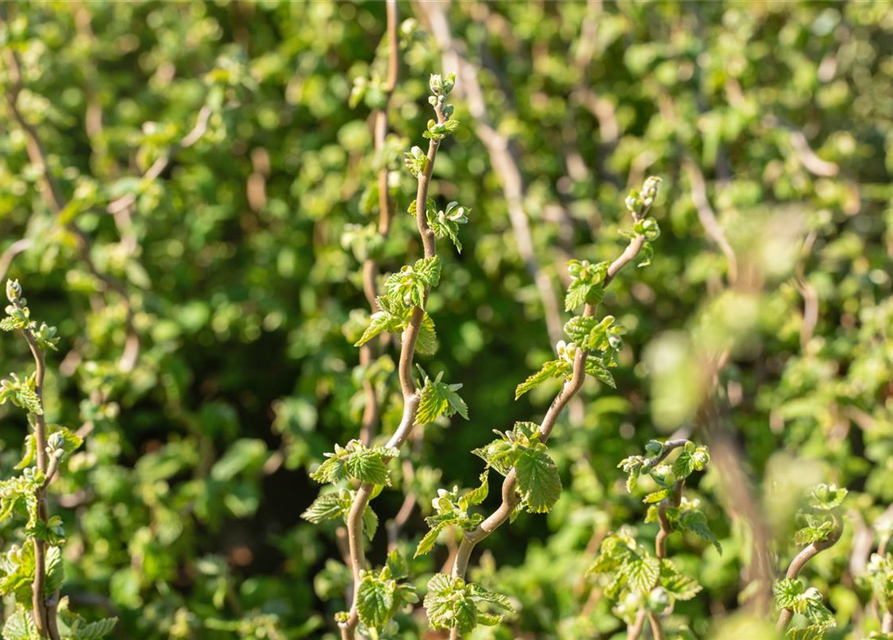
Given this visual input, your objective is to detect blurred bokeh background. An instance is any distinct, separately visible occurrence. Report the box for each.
[1,1,892,638]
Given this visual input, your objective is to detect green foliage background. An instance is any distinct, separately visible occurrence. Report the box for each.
[1,1,893,638]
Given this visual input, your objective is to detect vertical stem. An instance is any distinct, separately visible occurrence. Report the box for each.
[359,0,400,446]
[339,20,451,640]
[17,312,52,637]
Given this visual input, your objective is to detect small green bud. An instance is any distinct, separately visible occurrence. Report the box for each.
[6,279,21,303]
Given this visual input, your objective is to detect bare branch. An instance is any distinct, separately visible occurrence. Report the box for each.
[683,159,739,286]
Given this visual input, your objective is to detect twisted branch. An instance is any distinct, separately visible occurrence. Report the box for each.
[338,92,447,640]
[775,512,843,630]
[446,227,649,640]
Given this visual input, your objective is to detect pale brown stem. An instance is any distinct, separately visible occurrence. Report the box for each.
[776,512,842,630]
[339,61,446,640]
[13,299,54,637]
[683,159,738,286]
[358,0,399,446]
[647,612,666,640]
[419,1,564,348]
[447,231,648,640]
[2,42,140,374]
[647,477,685,640]
[763,114,840,178]
[0,239,33,282]
[655,479,685,561]
[627,610,647,640]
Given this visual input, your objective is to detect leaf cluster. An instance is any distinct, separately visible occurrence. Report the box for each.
[424,573,512,635]
[473,422,561,514]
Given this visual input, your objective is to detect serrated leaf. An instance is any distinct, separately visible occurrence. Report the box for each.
[678,508,722,554]
[585,357,616,388]
[301,492,345,524]
[626,555,661,594]
[417,373,468,424]
[310,441,397,486]
[14,435,35,471]
[414,256,442,288]
[345,449,390,486]
[425,574,476,634]
[644,488,670,504]
[414,523,445,558]
[2,609,36,640]
[472,439,517,476]
[658,559,702,602]
[461,470,489,507]
[354,309,400,347]
[564,278,593,312]
[809,484,847,511]
[69,617,118,640]
[363,505,379,541]
[357,573,394,631]
[671,443,710,479]
[515,359,570,399]
[415,312,439,356]
[515,446,561,513]
[45,546,64,595]
[386,549,409,580]
[787,627,826,640]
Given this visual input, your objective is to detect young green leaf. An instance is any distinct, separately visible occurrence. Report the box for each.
[515,358,570,399]
[356,571,395,631]
[417,370,468,424]
[515,445,561,513]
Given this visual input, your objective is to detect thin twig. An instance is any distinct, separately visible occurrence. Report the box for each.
[10,295,56,637]
[446,228,649,640]
[418,1,564,349]
[105,105,213,215]
[0,239,33,283]
[338,82,446,640]
[683,159,738,286]
[763,114,840,178]
[1,40,141,373]
[359,0,399,447]
[776,512,843,630]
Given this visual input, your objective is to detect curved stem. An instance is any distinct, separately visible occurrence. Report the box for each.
[359,0,400,447]
[339,29,449,640]
[448,231,648,591]
[14,301,55,638]
[776,512,843,631]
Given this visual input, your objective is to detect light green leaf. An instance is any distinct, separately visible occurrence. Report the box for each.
[414,523,445,558]
[678,508,722,554]
[301,492,345,524]
[417,371,468,424]
[627,555,661,594]
[461,470,489,507]
[2,608,36,640]
[515,359,570,400]
[356,572,394,631]
[658,559,702,602]
[515,445,561,513]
